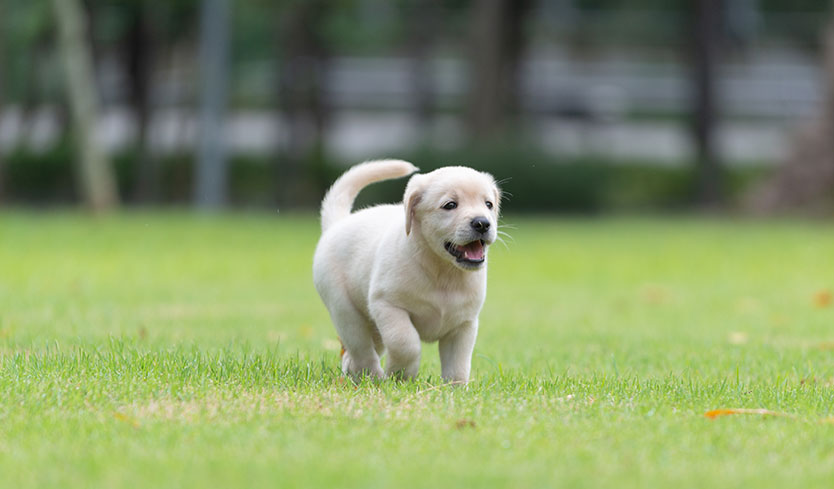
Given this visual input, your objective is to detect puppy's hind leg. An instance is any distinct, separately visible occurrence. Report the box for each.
[328,301,384,381]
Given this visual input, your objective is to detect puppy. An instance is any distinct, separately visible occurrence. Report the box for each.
[313,159,501,383]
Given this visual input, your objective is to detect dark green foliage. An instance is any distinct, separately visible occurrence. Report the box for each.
[4,138,77,203]
[1,144,768,211]
[352,146,610,213]
[350,146,765,213]
[574,0,830,12]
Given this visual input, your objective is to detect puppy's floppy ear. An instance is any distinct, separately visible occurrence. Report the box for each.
[492,184,502,214]
[482,171,502,214]
[403,174,424,235]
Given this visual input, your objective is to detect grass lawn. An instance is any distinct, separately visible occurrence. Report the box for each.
[2,211,834,488]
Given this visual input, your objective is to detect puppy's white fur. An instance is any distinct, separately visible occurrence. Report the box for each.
[313,159,501,383]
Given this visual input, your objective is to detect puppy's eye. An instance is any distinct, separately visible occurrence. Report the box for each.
[442,201,457,210]
[485,201,494,210]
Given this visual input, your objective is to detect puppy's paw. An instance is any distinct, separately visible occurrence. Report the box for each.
[341,351,384,382]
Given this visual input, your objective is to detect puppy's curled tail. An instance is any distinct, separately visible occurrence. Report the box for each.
[320,159,418,231]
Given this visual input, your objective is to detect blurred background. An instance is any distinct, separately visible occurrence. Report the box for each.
[0,0,832,214]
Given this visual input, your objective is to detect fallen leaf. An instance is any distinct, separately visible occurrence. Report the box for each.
[454,419,476,429]
[728,332,748,345]
[113,412,140,428]
[769,313,787,326]
[735,297,761,314]
[814,289,832,308]
[704,408,790,419]
[641,284,669,305]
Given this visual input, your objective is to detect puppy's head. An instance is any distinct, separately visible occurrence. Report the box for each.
[404,166,501,271]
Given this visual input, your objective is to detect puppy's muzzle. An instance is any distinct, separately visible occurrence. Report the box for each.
[470,217,490,234]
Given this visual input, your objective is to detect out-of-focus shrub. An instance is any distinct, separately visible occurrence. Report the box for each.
[1,144,768,212]
[352,145,608,213]
[4,139,78,203]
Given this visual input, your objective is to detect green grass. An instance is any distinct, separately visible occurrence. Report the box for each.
[2,212,834,488]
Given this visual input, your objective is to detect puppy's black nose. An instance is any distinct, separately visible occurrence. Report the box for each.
[470,217,490,234]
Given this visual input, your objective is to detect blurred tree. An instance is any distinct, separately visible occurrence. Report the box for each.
[689,0,725,207]
[0,2,5,202]
[6,1,53,158]
[747,17,834,212]
[52,0,119,211]
[406,0,438,142]
[276,0,332,207]
[194,0,230,210]
[466,0,532,141]
[125,1,159,203]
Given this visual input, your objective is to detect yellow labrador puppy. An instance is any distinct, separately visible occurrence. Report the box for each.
[313,159,501,383]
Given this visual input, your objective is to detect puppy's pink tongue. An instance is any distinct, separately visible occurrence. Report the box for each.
[462,241,485,261]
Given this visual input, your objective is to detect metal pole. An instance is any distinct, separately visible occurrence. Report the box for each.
[194,0,231,210]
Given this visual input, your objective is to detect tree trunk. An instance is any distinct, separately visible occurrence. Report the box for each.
[466,0,531,141]
[0,1,5,203]
[127,3,158,203]
[276,1,330,208]
[745,20,834,213]
[194,0,231,210]
[824,16,834,148]
[407,0,437,142]
[52,0,119,211]
[690,0,724,207]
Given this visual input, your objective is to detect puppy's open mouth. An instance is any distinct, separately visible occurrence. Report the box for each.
[444,240,486,265]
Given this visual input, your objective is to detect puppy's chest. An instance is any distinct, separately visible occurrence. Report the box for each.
[407,289,482,342]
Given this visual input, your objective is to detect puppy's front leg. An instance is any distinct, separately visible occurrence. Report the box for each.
[439,321,478,384]
[370,301,421,379]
